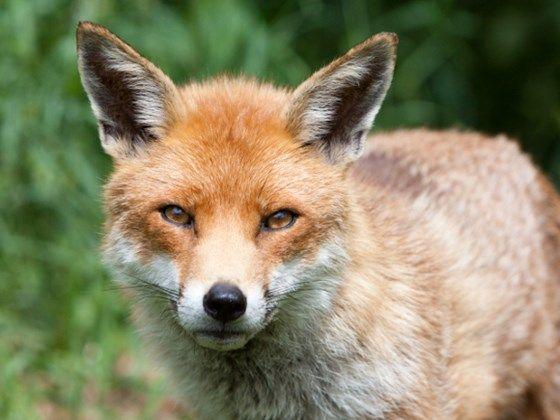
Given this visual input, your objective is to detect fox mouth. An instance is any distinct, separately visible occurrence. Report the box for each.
[195,329,245,339]
[193,329,250,351]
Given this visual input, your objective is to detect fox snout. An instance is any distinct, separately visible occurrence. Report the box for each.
[175,277,260,351]
[203,283,247,323]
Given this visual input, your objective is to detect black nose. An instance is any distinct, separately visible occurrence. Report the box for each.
[203,283,247,323]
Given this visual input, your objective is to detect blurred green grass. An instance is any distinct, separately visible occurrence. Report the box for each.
[1,0,559,417]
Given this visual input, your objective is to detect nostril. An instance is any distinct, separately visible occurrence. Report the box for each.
[203,283,247,323]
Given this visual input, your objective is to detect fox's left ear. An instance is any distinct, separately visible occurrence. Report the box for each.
[76,22,182,158]
[286,33,397,164]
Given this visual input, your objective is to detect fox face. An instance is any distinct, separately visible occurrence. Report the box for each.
[102,107,351,350]
[77,22,396,351]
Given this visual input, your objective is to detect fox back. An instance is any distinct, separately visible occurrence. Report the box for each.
[77,22,560,419]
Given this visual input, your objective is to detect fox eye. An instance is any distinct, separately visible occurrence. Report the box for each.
[161,205,193,227]
[262,210,298,231]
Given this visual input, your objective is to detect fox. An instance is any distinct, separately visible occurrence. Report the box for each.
[76,21,560,419]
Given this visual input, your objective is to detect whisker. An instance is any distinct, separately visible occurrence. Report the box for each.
[120,272,181,299]
[105,273,182,311]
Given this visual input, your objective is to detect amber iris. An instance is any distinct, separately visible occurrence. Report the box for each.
[262,210,297,231]
[161,205,193,227]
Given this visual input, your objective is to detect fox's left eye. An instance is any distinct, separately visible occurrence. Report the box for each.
[262,210,298,231]
[161,205,194,227]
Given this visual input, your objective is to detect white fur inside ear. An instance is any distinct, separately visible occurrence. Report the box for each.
[77,34,174,157]
[102,47,167,131]
[287,37,396,163]
[302,57,376,143]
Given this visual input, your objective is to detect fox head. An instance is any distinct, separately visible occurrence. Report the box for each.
[77,22,396,351]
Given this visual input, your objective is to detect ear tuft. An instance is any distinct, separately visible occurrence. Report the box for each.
[76,22,181,158]
[286,32,398,164]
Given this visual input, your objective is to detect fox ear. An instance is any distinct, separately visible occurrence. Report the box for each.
[286,33,397,164]
[76,22,181,158]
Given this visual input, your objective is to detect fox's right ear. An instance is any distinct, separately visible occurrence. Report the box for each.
[76,22,182,158]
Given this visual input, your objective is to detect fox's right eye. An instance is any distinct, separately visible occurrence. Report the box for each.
[161,205,194,227]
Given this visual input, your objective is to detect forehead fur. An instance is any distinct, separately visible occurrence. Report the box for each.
[178,76,290,133]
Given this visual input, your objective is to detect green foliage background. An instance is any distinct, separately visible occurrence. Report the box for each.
[1,0,559,417]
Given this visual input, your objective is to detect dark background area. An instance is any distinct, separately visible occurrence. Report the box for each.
[1,0,559,417]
